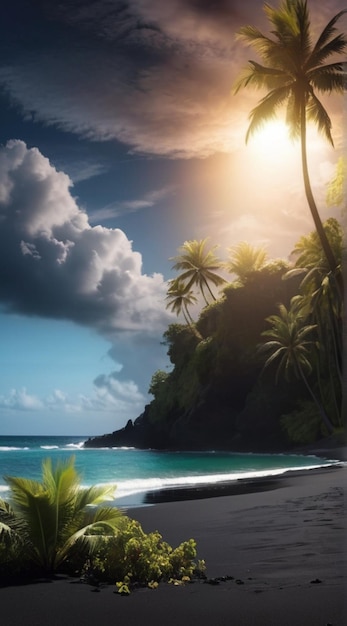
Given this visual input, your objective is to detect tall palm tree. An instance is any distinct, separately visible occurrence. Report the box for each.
[0,457,123,575]
[234,0,346,276]
[170,239,226,305]
[260,300,334,433]
[165,278,197,326]
[225,241,268,285]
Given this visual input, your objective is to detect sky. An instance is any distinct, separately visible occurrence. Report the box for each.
[0,0,345,436]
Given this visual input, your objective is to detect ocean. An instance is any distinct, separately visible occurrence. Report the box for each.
[0,435,340,508]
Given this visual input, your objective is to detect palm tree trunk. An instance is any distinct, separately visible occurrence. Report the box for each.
[203,278,216,302]
[183,304,195,326]
[200,283,210,306]
[300,103,338,275]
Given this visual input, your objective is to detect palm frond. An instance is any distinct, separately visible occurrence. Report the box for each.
[234,61,290,94]
[246,85,292,142]
[308,33,347,70]
[306,91,333,144]
[312,9,347,56]
[308,64,346,94]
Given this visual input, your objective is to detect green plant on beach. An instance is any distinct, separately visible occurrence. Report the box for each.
[0,457,123,576]
[81,516,205,592]
[0,458,205,589]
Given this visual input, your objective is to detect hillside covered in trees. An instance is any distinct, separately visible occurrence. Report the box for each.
[85,218,343,452]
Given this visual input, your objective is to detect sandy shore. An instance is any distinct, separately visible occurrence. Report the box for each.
[1,462,346,626]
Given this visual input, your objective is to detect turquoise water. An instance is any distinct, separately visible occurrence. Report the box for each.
[0,435,340,507]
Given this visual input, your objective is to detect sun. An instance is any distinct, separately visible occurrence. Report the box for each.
[249,119,296,157]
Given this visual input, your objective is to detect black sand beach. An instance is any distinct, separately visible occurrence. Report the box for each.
[1,457,346,626]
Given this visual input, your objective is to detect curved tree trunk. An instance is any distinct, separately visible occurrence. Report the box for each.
[203,278,216,302]
[199,282,210,306]
[300,102,344,425]
[300,103,338,275]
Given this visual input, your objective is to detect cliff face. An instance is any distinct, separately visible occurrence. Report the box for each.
[84,378,293,451]
[83,266,310,452]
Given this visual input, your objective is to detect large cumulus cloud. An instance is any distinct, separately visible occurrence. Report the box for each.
[0,140,171,333]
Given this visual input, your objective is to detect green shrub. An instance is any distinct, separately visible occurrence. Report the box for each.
[81,516,205,591]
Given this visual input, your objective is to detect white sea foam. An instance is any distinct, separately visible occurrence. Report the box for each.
[65,442,85,449]
[112,461,339,500]
[40,445,59,450]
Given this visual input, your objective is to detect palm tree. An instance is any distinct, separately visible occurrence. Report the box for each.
[170,239,226,305]
[0,457,123,575]
[165,278,197,326]
[285,219,343,423]
[260,300,334,433]
[225,241,268,285]
[234,0,346,276]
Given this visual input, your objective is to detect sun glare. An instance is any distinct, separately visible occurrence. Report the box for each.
[250,120,296,157]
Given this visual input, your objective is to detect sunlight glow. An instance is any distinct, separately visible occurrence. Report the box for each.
[249,120,297,157]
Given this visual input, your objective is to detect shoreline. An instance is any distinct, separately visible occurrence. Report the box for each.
[1,461,345,625]
[1,463,345,625]
[142,463,344,504]
[116,438,346,507]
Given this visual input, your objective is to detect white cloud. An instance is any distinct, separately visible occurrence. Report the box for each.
[91,185,176,221]
[0,388,43,411]
[0,140,172,333]
[0,375,146,417]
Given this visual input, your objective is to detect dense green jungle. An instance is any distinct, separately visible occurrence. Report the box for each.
[86,217,344,452]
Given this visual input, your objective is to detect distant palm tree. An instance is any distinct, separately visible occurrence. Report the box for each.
[260,301,334,433]
[285,219,343,423]
[0,457,123,575]
[165,278,197,326]
[234,0,346,276]
[225,241,268,285]
[170,239,226,305]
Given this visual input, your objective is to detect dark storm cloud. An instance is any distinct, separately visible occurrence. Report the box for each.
[0,0,253,157]
[0,140,171,333]
[1,0,344,157]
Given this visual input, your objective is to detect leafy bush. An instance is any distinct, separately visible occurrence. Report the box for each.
[81,516,205,591]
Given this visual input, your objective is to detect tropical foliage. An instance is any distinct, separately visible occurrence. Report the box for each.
[326,156,346,209]
[0,458,204,588]
[82,517,204,593]
[284,218,343,425]
[135,218,343,449]
[225,242,268,285]
[0,457,123,576]
[170,239,226,305]
[259,300,334,434]
[165,278,198,329]
[234,0,346,275]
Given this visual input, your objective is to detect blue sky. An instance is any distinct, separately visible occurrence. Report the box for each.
[0,0,345,435]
